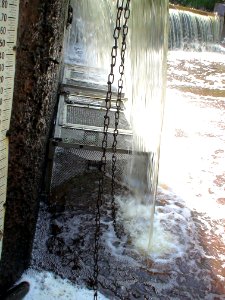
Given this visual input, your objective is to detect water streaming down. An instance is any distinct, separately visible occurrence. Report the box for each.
[65,0,169,252]
[169,8,222,51]
[65,0,115,69]
[19,2,225,299]
[124,0,168,250]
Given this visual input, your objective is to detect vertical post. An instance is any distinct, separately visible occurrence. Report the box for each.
[214,3,225,41]
[0,0,69,291]
[0,0,20,261]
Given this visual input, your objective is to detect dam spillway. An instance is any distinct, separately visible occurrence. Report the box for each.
[169,4,223,51]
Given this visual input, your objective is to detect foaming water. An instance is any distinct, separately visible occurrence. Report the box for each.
[116,193,192,261]
[29,0,225,299]
[169,8,222,51]
[19,269,108,300]
[158,50,225,296]
[101,49,225,296]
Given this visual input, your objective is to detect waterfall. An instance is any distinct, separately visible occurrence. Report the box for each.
[169,7,223,51]
[66,0,168,252]
[65,0,115,67]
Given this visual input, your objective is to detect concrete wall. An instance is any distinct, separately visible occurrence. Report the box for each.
[214,3,225,40]
[0,0,68,290]
[214,3,225,16]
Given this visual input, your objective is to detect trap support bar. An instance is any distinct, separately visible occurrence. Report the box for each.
[49,138,132,155]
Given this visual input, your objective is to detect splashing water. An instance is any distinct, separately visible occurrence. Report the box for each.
[27,3,225,298]
[19,269,108,300]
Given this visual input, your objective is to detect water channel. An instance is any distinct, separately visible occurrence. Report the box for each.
[16,4,225,300]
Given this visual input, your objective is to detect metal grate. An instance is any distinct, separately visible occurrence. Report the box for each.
[49,64,133,191]
[54,89,132,152]
[66,105,129,130]
[51,146,129,189]
[60,127,132,150]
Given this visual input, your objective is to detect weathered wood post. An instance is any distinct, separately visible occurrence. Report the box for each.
[0,0,69,291]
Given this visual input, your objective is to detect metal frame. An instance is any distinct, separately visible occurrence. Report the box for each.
[46,64,133,192]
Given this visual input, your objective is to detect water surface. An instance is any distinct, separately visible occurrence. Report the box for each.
[20,50,225,300]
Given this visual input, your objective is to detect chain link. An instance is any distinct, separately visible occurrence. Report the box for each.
[111,0,130,232]
[93,1,131,299]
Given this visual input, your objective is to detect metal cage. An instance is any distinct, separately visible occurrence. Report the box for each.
[47,65,132,191]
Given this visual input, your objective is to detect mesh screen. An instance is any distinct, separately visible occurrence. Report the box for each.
[51,146,130,189]
[66,105,129,130]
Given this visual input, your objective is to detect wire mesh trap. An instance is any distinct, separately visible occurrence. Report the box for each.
[47,64,133,195]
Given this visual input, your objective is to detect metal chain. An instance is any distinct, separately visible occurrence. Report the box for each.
[93,1,128,299]
[111,0,130,232]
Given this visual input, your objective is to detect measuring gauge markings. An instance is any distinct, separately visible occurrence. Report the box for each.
[0,0,19,257]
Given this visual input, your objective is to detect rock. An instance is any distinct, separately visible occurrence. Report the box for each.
[50,220,63,235]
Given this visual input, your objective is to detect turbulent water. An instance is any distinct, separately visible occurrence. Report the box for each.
[65,0,115,67]
[19,2,225,299]
[160,51,225,298]
[21,50,225,299]
[20,269,108,300]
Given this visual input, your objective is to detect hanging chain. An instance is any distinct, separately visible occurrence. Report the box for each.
[111,0,130,231]
[93,1,130,299]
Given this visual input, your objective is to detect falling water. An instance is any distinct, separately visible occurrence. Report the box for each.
[65,0,169,253]
[19,1,225,299]
[124,0,168,250]
[65,0,115,68]
[169,7,223,51]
